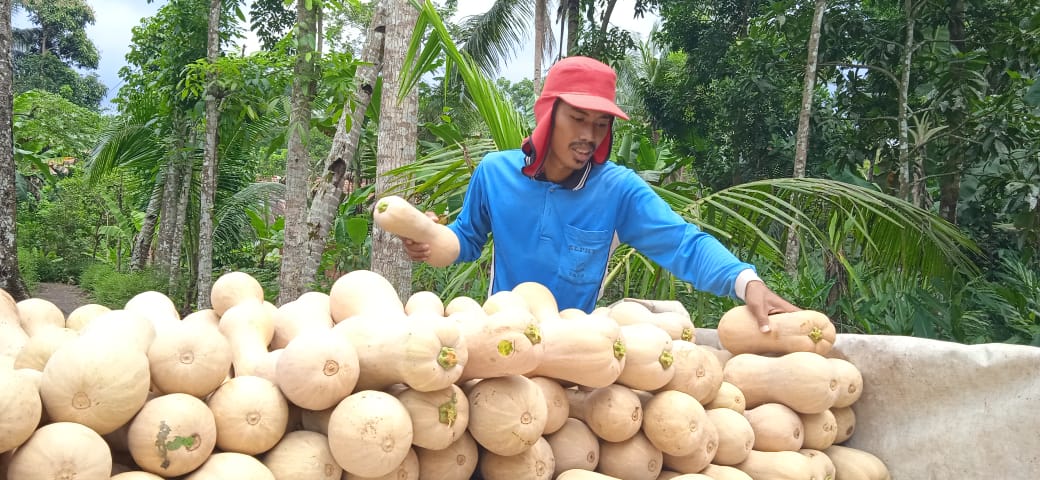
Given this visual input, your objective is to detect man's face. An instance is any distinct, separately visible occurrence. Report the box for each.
[545,102,613,178]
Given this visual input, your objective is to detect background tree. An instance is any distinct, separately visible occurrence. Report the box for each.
[196,0,223,309]
[1,0,29,300]
[11,0,105,109]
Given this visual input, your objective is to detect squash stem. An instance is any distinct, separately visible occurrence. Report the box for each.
[437,347,458,369]
[808,326,824,343]
[658,350,674,369]
[523,324,542,345]
[613,339,626,360]
[438,394,458,426]
[497,339,515,357]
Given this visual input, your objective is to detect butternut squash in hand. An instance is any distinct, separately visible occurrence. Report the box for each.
[718,306,835,355]
[373,195,460,267]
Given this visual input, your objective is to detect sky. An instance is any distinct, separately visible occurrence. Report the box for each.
[20,0,658,113]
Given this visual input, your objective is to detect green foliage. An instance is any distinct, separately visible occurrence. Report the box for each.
[78,263,173,309]
[13,55,107,110]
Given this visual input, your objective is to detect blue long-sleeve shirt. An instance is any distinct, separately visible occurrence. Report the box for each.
[448,149,754,312]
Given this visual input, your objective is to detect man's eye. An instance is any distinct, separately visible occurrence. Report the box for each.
[572,116,585,122]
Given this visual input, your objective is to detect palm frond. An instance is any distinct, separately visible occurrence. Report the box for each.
[213,182,287,250]
[456,0,534,79]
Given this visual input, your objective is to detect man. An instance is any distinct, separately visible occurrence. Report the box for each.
[404,56,798,332]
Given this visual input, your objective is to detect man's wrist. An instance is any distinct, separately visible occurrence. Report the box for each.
[734,269,763,301]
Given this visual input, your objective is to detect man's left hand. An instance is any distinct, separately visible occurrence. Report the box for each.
[743,281,800,333]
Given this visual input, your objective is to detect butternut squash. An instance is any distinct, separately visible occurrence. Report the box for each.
[546,418,600,476]
[511,281,561,322]
[482,290,532,316]
[40,337,151,435]
[454,308,541,381]
[336,313,465,392]
[394,384,469,450]
[13,326,78,371]
[270,298,334,350]
[0,321,28,364]
[444,295,483,316]
[822,445,890,480]
[617,323,676,390]
[207,375,289,455]
[527,315,626,388]
[406,290,445,316]
[698,464,754,480]
[831,406,856,444]
[798,409,838,450]
[662,341,723,405]
[733,450,816,480]
[414,431,479,480]
[705,408,755,465]
[373,195,460,267]
[642,390,711,457]
[218,300,274,377]
[479,436,555,480]
[328,390,414,478]
[147,320,232,398]
[0,368,42,453]
[723,352,839,414]
[829,358,864,408]
[556,471,621,480]
[276,329,359,410]
[530,375,570,434]
[799,449,836,480]
[661,419,720,474]
[566,384,643,443]
[185,452,276,480]
[597,431,663,480]
[210,271,266,317]
[328,269,405,322]
[608,301,694,342]
[467,375,547,456]
[665,475,714,480]
[127,393,217,476]
[7,422,112,480]
[78,309,157,353]
[704,381,745,413]
[718,306,835,355]
[64,304,110,331]
[124,290,181,332]
[743,403,804,452]
[182,308,220,328]
[110,472,165,480]
[16,298,65,336]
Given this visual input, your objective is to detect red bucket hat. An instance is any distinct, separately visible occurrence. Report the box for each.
[521,56,629,177]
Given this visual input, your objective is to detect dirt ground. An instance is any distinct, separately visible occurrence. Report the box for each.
[32,282,93,316]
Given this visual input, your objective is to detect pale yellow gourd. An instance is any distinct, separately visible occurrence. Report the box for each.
[185,452,276,480]
[124,290,180,332]
[127,393,217,477]
[15,298,65,336]
[373,195,460,267]
[110,472,165,480]
[262,430,341,480]
[453,308,541,381]
[394,384,469,450]
[530,376,570,435]
[181,308,220,328]
[698,464,754,480]
[743,403,804,452]
[414,431,479,480]
[270,297,334,349]
[218,300,274,377]
[662,341,724,405]
[823,445,891,480]
[597,431,663,480]
[798,409,838,450]
[0,321,28,363]
[444,295,483,315]
[64,304,110,331]
[210,271,266,317]
[733,450,816,479]
[147,320,232,398]
[343,448,419,480]
[327,390,414,478]
[608,301,694,342]
[567,384,643,443]
[642,390,711,457]
[13,326,78,371]
[556,470,622,480]
[799,449,836,480]
[0,369,42,453]
[705,408,755,465]
[527,314,626,388]
[467,375,547,456]
[7,422,112,480]
[336,313,466,392]
[40,337,151,435]
[546,418,600,476]
[328,269,405,322]
[482,290,532,316]
[406,290,446,316]
[617,323,675,391]
[723,352,839,414]
[511,281,561,322]
[207,375,289,455]
[830,358,864,408]
[276,329,359,410]
[661,418,720,475]
[718,306,836,355]
[78,309,156,353]
[704,381,746,413]
[831,406,856,444]
[479,436,555,480]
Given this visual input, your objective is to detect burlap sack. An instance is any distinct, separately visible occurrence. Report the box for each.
[697,328,1040,479]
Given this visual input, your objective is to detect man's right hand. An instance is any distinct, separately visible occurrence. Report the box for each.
[401,211,440,262]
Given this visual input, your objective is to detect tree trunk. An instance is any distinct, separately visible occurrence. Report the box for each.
[939,0,966,224]
[130,180,162,271]
[278,0,321,305]
[301,2,387,287]
[897,0,917,203]
[600,0,618,34]
[197,0,222,309]
[169,141,194,296]
[533,0,547,93]
[784,0,827,274]
[155,117,186,278]
[566,0,580,56]
[0,0,28,300]
[370,0,418,300]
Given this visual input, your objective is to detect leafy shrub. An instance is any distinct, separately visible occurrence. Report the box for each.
[78,263,171,309]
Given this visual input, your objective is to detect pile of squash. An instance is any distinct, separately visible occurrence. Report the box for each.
[0,269,890,480]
